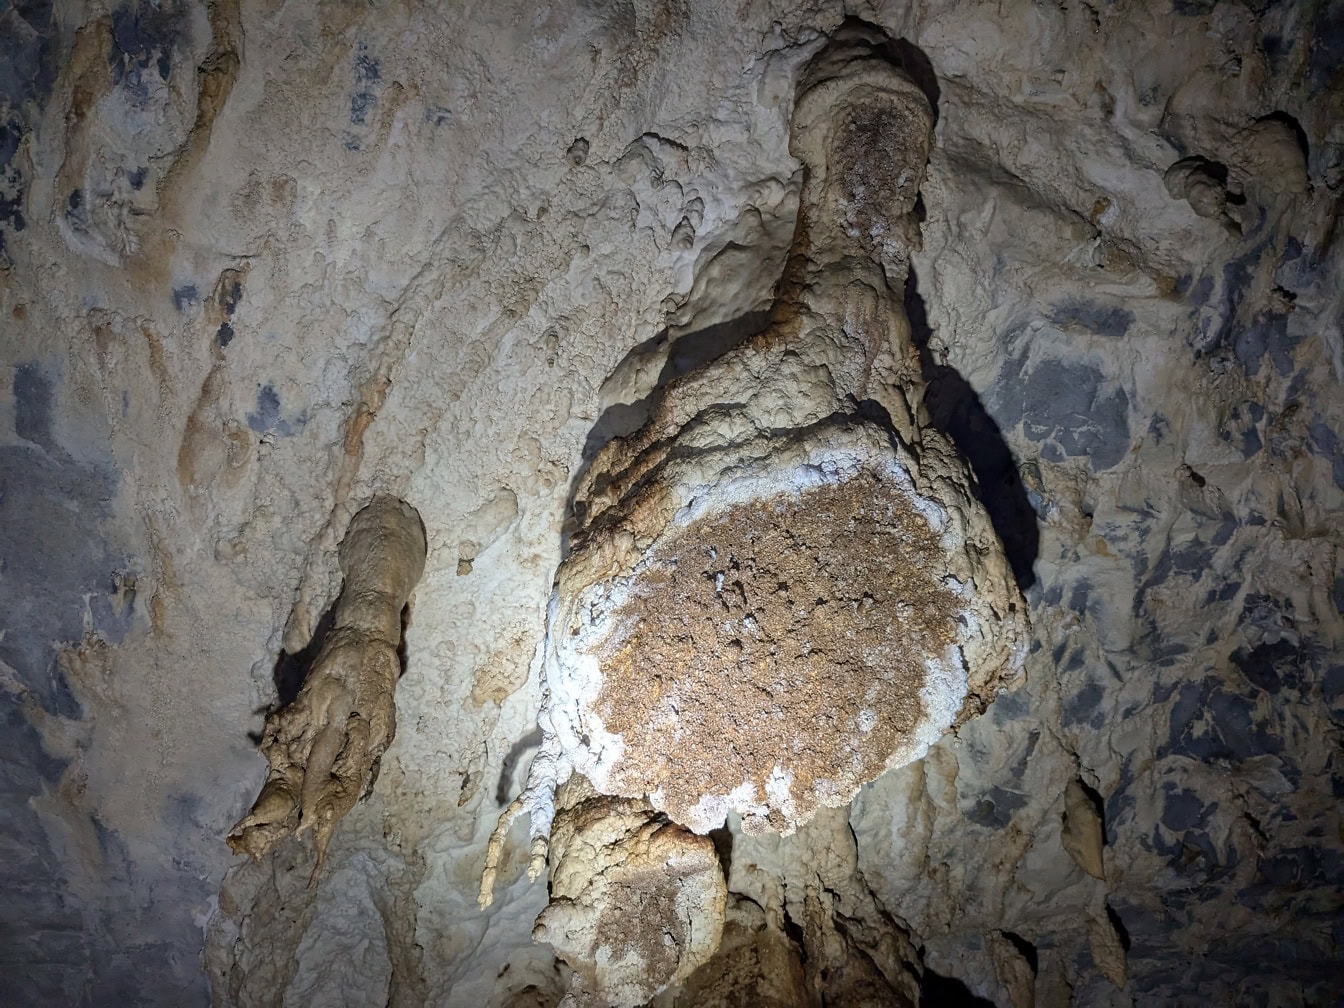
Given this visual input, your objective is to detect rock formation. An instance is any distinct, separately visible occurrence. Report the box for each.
[3,1,1341,1005]
[532,776,726,1007]
[543,22,1025,835]
[228,496,426,874]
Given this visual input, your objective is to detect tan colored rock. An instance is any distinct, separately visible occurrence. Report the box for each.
[986,930,1035,1008]
[228,496,426,874]
[722,805,924,1008]
[1164,157,1238,230]
[1034,950,1075,1008]
[660,896,808,1008]
[1235,118,1309,195]
[1088,907,1128,990]
[1061,777,1107,880]
[532,776,726,1007]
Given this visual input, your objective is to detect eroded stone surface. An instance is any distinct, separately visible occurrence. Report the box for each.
[537,26,1028,849]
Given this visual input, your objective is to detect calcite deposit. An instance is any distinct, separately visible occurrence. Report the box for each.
[479,31,1027,1003]
[535,26,1027,847]
[532,776,726,1007]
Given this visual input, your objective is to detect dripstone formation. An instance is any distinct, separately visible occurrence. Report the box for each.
[488,27,1030,1005]
[229,496,426,874]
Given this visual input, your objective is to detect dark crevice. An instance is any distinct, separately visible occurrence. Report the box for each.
[660,311,771,385]
[781,903,808,963]
[1003,931,1039,973]
[905,266,1040,589]
[396,602,412,678]
[1076,777,1108,841]
[920,964,997,1006]
[1105,902,1131,952]
[270,602,337,711]
[708,826,734,879]
[495,727,542,806]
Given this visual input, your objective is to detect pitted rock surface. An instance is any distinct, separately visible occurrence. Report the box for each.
[585,464,962,834]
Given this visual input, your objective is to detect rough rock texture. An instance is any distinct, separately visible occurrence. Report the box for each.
[532,776,726,1007]
[228,495,426,874]
[2,1,1342,1006]
[681,805,925,1008]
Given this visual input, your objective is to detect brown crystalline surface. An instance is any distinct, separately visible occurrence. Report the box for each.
[592,469,961,833]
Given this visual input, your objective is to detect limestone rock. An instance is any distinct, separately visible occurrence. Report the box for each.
[538,24,1027,843]
[2,1,1341,1005]
[1164,157,1240,231]
[1235,117,1310,195]
[657,895,808,1008]
[1088,906,1128,991]
[721,805,924,1008]
[986,930,1035,1008]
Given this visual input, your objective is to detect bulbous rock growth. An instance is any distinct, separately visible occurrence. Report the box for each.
[484,28,1029,1005]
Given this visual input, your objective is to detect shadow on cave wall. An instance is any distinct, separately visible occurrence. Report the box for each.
[906,266,1040,589]
[920,968,998,1006]
[252,598,413,744]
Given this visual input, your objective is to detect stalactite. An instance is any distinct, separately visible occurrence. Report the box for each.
[228,496,426,875]
[485,24,1028,1005]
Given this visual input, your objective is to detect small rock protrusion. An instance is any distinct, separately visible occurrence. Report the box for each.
[1088,904,1129,990]
[671,215,696,250]
[565,137,590,167]
[1061,777,1107,880]
[1236,115,1309,195]
[986,930,1036,1008]
[1164,156,1242,233]
[228,497,427,878]
[534,776,727,1007]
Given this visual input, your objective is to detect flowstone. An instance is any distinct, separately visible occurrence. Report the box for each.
[229,496,426,874]
[482,25,1029,1006]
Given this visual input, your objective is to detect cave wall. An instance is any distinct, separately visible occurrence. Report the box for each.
[1,0,1341,1005]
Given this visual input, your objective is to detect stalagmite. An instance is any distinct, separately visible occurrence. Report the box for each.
[228,496,426,874]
